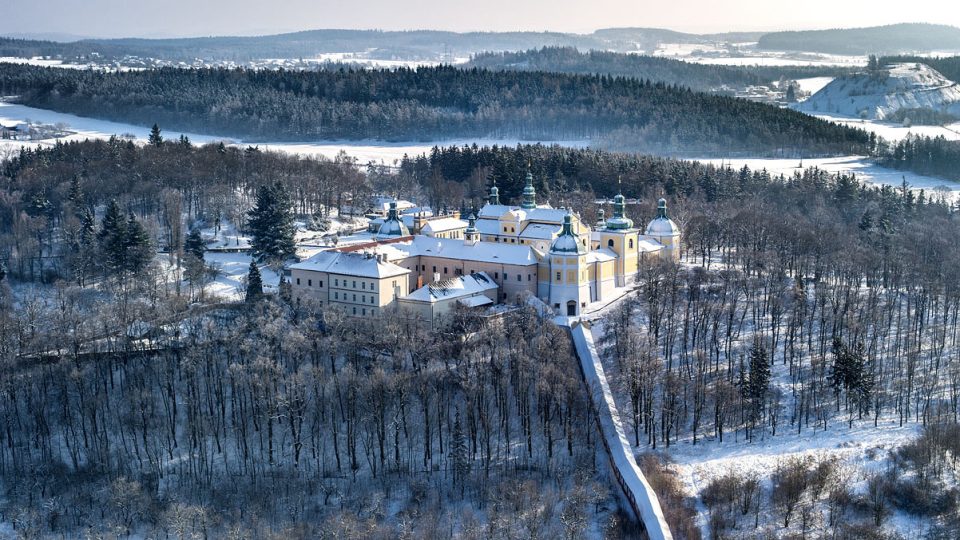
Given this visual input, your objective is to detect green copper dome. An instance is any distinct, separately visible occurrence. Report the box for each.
[521,170,536,210]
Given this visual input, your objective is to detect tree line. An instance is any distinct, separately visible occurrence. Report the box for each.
[467,47,850,92]
[0,63,873,155]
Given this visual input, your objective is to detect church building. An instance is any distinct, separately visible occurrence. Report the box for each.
[290,174,681,320]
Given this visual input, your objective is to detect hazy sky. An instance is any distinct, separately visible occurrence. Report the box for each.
[2,0,959,38]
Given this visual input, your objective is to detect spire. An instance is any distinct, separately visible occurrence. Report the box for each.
[521,165,536,210]
[550,210,585,254]
[605,177,633,230]
[597,208,606,227]
[657,198,668,219]
[488,179,500,205]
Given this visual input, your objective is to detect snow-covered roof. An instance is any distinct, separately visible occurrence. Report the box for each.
[290,250,410,279]
[400,206,433,217]
[523,207,568,223]
[411,236,540,265]
[637,238,665,252]
[459,295,494,308]
[519,223,560,240]
[477,204,515,218]
[369,215,416,228]
[402,271,497,303]
[586,249,617,263]
[421,217,467,234]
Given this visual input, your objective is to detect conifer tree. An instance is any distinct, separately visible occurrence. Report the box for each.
[248,181,296,263]
[451,408,470,496]
[184,228,205,261]
[148,124,163,147]
[245,261,263,302]
[124,214,153,274]
[746,341,770,423]
[99,199,128,274]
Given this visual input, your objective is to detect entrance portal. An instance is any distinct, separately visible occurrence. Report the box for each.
[567,300,577,316]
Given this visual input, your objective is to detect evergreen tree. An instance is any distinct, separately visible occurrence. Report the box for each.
[184,228,205,260]
[124,214,153,274]
[245,261,263,302]
[248,181,296,263]
[451,408,470,495]
[746,341,770,422]
[98,199,128,274]
[148,124,163,147]
[278,276,292,304]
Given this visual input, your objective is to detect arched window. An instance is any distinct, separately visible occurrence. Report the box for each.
[607,239,614,248]
[628,239,634,249]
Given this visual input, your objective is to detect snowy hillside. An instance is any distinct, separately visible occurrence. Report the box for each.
[797,63,960,120]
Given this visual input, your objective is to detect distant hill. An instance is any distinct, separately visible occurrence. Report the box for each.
[879,55,960,84]
[0,27,776,64]
[757,23,960,55]
[466,47,848,91]
[797,63,960,120]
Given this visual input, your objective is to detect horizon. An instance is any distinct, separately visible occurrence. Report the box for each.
[3,0,958,40]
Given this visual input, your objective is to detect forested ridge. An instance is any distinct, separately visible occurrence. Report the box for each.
[757,23,960,55]
[467,47,851,92]
[0,63,873,155]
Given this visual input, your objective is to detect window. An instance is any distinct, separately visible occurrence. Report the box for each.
[432,265,437,273]
[319,280,323,288]
[511,238,515,243]
[334,292,339,300]
[296,278,300,285]
[494,272,499,279]
[353,294,357,302]
[455,268,462,276]
[362,282,366,290]
[510,227,515,233]
[353,307,356,315]
[308,279,312,287]
[629,239,634,249]
[608,239,614,248]
[362,295,366,303]
[556,272,561,281]
[334,278,338,287]
[443,267,448,274]
[371,296,375,304]
[362,308,366,316]
[527,274,531,281]
[421,265,425,271]
[352,280,356,288]
[517,274,521,281]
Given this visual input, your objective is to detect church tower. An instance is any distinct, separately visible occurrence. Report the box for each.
[644,198,681,262]
[488,181,500,206]
[597,183,640,285]
[547,212,591,316]
[464,213,480,245]
[520,169,537,210]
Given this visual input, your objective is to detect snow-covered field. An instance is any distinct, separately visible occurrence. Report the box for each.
[0,101,588,164]
[794,76,834,96]
[696,155,960,200]
[809,112,960,142]
[651,43,865,68]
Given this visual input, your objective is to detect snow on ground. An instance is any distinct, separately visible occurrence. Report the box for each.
[661,417,923,537]
[651,43,865,67]
[810,112,960,142]
[695,155,960,201]
[793,76,834,96]
[798,63,960,120]
[0,101,588,164]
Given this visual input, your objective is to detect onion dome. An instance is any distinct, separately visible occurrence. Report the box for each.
[645,198,680,236]
[550,212,586,254]
[605,189,634,230]
[377,201,410,237]
[488,182,500,205]
[520,169,536,210]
